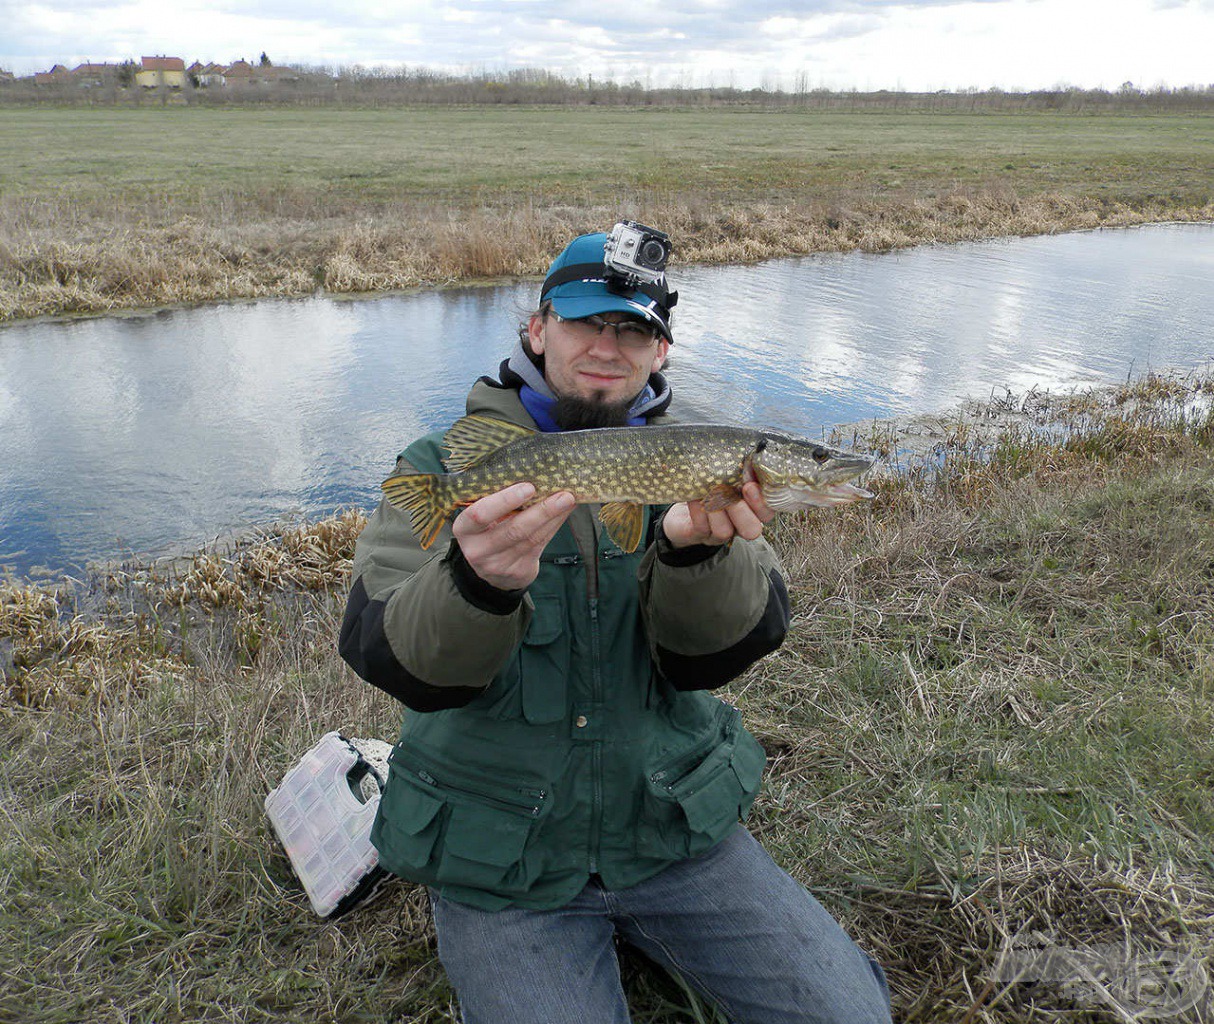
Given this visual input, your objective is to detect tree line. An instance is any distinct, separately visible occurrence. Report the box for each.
[2,64,1212,112]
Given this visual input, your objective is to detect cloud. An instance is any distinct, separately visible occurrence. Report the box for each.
[1,0,1212,89]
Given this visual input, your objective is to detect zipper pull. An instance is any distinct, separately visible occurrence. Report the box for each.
[417,769,437,786]
[519,787,546,816]
[551,554,581,566]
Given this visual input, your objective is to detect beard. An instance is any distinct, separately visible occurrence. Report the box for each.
[551,393,634,431]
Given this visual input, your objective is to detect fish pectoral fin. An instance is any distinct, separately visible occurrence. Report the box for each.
[442,415,537,472]
[599,502,646,554]
[700,483,743,512]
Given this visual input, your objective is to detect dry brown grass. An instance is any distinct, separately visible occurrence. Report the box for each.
[4,189,1210,321]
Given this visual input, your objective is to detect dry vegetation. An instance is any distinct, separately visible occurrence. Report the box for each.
[10,191,1202,324]
[1,105,1211,321]
[3,371,1214,1022]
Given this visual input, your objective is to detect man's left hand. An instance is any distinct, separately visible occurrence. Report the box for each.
[661,480,775,549]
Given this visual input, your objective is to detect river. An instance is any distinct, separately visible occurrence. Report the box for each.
[1,222,1211,579]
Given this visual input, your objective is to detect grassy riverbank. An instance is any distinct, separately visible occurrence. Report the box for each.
[3,370,1213,1022]
[2,106,1212,321]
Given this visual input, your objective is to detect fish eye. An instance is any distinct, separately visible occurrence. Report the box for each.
[811,447,830,464]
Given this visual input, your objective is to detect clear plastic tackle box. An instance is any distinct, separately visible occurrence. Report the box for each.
[265,731,395,917]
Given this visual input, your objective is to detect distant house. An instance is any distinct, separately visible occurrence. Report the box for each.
[71,62,117,87]
[257,63,298,84]
[221,59,295,88]
[34,64,72,85]
[135,56,186,89]
[0,69,14,84]
[196,62,227,87]
[224,59,255,86]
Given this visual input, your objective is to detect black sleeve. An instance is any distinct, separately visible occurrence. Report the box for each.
[339,577,488,712]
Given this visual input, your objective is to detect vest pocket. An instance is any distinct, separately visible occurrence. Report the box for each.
[517,593,570,725]
[462,593,570,724]
[383,748,548,890]
[437,803,534,887]
[638,709,767,859]
[373,783,443,869]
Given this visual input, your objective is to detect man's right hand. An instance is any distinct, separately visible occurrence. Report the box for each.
[452,483,576,591]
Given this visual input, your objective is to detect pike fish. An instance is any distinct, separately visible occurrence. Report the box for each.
[382,415,876,553]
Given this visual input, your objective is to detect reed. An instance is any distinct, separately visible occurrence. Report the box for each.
[3,370,1213,1022]
[4,190,1211,322]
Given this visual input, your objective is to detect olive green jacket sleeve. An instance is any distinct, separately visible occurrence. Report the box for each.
[338,455,535,711]
[637,529,790,690]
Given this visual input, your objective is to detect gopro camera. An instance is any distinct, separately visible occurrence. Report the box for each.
[603,221,672,286]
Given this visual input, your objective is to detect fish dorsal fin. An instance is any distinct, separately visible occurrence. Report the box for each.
[599,501,646,554]
[442,415,537,472]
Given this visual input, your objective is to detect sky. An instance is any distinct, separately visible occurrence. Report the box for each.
[1,0,1211,92]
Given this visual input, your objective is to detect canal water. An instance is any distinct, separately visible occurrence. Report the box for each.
[1,223,1211,579]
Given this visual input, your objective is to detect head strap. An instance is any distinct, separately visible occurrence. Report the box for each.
[541,262,678,313]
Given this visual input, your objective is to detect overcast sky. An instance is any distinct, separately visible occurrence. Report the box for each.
[2,0,1211,92]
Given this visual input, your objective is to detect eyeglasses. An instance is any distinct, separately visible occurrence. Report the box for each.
[552,313,661,350]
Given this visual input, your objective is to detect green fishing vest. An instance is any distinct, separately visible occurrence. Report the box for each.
[370,430,767,910]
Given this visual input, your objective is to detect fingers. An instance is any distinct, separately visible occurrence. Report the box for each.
[453,485,576,590]
[659,501,709,548]
[736,481,776,531]
[664,483,775,549]
[686,499,712,537]
[521,491,577,548]
[457,482,538,532]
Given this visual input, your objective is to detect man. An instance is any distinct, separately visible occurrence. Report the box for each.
[339,226,891,1023]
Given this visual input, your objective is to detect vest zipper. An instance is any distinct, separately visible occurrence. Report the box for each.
[588,596,603,875]
[400,763,547,817]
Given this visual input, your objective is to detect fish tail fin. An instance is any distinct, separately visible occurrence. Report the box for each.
[381,472,453,549]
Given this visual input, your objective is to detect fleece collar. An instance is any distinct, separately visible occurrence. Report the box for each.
[495,341,672,432]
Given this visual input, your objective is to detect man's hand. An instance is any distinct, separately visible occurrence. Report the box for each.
[452,483,576,591]
[662,480,775,549]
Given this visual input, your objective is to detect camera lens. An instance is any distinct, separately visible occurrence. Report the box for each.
[638,239,668,269]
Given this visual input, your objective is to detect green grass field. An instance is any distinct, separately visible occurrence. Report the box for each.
[3,106,1211,200]
[1,106,1211,320]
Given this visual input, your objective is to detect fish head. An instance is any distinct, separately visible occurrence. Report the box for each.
[750,432,876,510]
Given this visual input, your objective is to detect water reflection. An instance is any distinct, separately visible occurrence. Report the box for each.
[1,223,1211,578]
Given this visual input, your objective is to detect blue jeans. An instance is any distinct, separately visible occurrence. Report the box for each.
[429,826,892,1024]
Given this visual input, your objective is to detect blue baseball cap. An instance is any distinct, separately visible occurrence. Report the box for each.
[539,231,678,343]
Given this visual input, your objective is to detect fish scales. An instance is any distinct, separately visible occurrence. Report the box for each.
[451,425,760,505]
[382,416,875,553]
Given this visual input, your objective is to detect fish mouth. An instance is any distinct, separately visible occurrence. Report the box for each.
[823,457,877,503]
[759,478,875,511]
[822,482,874,504]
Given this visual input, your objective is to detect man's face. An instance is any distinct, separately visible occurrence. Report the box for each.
[528,311,669,407]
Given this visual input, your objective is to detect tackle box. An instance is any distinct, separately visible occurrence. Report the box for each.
[265,731,395,918]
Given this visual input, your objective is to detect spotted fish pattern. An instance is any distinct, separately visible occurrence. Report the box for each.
[382,415,876,553]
